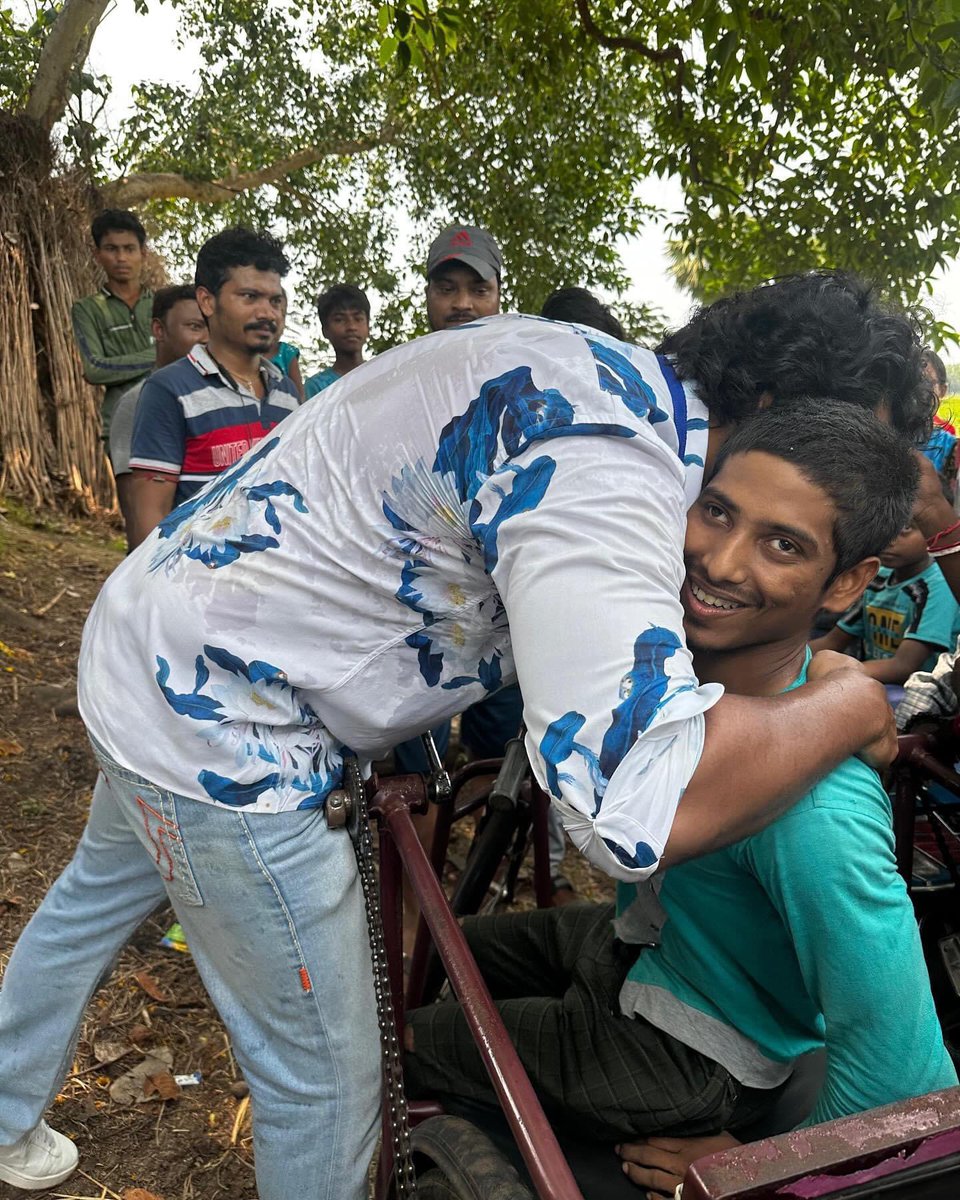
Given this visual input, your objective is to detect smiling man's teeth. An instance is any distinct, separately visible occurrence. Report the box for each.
[691,582,740,610]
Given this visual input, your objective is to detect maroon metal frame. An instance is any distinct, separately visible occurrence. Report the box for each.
[682,1086,960,1199]
[890,732,960,883]
[369,771,584,1200]
[404,760,554,1013]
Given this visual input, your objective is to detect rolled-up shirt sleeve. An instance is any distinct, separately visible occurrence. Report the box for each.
[472,426,722,882]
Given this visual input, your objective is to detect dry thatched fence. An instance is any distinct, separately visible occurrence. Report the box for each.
[1,113,117,513]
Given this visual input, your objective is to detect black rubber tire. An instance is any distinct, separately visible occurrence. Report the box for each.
[411,1114,535,1200]
[414,1168,462,1199]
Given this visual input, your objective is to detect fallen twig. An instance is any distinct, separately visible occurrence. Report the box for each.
[33,585,68,617]
[230,1094,250,1144]
[75,1169,123,1200]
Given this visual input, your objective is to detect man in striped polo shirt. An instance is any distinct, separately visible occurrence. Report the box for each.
[125,227,300,549]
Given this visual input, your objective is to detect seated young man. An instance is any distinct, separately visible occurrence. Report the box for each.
[811,501,960,685]
[404,403,958,1194]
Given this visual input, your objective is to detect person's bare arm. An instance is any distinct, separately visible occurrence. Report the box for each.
[861,638,935,685]
[126,471,178,550]
[809,625,853,656]
[663,654,895,867]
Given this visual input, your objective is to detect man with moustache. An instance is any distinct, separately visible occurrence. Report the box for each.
[123,227,299,545]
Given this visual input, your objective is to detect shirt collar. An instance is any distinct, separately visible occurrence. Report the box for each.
[188,343,283,386]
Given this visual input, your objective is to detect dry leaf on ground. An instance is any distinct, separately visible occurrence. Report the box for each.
[108,1048,174,1105]
[134,970,170,1003]
[143,1070,181,1100]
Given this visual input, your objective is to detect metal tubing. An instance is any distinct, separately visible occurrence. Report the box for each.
[377,792,585,1200]
[893,767,919,884]
[405,789,455,1011]
[530,780,554,909]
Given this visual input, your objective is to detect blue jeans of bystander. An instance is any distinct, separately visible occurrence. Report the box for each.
[0,740,381,1200]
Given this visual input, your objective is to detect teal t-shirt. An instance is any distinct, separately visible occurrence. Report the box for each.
[271,340,301,376]
[618,655,957,1127]
[838,561,960,671]
[305,366,341,398]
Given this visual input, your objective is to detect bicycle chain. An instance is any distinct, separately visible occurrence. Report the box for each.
[345,757,419,1198]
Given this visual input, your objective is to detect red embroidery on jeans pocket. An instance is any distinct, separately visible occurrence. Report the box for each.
[136,795,178,883]
[299,967,312,993]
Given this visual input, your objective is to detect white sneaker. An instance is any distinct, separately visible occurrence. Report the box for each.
[0,1121,79,1190]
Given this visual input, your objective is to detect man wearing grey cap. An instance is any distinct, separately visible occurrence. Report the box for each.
[425,224,503,331]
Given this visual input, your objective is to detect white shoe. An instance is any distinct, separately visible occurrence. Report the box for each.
[0,1121,79,1190]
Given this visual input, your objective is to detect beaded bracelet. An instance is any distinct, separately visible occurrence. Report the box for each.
[928,518,960,552]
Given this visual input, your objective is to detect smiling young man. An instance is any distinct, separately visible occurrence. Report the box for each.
[124,227,300,549]
[404,404,956,1195]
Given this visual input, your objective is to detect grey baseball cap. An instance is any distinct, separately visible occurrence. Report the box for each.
[426,225,503,282]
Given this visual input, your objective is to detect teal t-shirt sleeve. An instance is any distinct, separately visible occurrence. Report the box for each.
[904,568,960,652]
[741,774,957,1126]
[836,597,864,639]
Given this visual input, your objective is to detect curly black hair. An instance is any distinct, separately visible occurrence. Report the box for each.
[194,227,290,296]
[657,271,934,445]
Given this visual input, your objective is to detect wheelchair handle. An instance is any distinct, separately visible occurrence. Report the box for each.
[488,734,529,812]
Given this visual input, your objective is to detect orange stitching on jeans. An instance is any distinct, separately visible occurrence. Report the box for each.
[136,796,179,837]
[299,967,312,993]
[136,795,177,882]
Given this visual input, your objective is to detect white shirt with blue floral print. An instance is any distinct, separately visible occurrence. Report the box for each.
[79,314,721,881]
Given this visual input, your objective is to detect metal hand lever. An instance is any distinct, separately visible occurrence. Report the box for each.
[420,730,452,800]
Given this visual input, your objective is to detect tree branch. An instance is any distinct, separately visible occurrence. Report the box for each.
[25,0,111,132]
[572,0,683,66]
[101,131,396,207]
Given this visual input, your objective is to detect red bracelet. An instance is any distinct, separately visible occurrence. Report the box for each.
[928,518,960,551]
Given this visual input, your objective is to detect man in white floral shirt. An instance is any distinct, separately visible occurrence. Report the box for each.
[0,274,933,1198]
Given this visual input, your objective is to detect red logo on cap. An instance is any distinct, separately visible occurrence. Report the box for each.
[452,230,473,246]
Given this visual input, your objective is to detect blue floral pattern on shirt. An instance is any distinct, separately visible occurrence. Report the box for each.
[540,627,685,867]
[380,359,667,692]
[155,644,342,809]
[150,437,308,573]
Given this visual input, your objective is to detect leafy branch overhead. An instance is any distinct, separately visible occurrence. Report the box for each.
[3,0,960,339]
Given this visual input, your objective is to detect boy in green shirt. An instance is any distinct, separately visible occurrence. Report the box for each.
[70,209,155,441]
[405,403,957,1191]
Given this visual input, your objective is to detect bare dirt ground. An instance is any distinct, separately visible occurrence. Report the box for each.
[0,503,258,1200]
[0,500,612,1199]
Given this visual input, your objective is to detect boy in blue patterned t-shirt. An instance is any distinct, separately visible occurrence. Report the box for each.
[812,506,960,683]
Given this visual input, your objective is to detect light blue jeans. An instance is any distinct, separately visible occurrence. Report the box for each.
[0,741,381,1199]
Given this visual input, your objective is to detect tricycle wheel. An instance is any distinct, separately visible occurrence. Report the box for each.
[410,1114,534,1199]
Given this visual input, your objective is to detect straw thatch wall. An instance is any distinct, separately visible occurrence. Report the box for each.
[0,112,166,514]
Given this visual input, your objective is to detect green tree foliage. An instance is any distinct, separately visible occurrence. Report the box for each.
[4,0,960,345]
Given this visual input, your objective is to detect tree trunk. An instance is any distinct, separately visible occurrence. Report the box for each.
[24,0,111,133]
